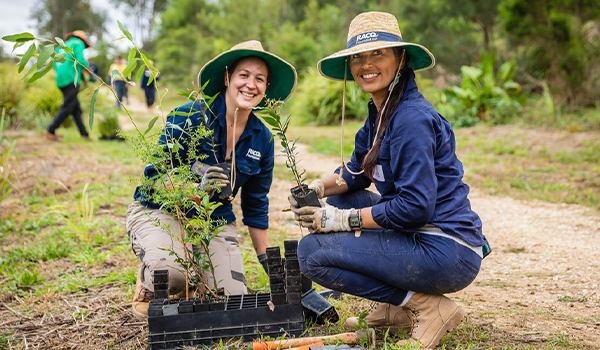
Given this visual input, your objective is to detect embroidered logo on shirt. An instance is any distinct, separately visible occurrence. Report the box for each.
[246,148,261,160]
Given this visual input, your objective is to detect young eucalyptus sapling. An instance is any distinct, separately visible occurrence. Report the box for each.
[2,23,224,299]
[256,99,307,193]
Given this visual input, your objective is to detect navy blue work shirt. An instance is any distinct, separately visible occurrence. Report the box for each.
[337,70,485,247]
[133,94,275,229]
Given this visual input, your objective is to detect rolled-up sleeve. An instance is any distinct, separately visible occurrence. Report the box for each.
[371,107,438,230]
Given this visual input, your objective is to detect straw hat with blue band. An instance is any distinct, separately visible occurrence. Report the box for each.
[318,12,435,81]
[198,40,297,106]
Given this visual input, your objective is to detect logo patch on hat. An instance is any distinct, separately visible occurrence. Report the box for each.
[356,32,378,45]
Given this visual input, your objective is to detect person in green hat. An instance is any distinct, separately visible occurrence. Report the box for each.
[288,12,490,349]
[126,40,297,320]
[44,30,92,141]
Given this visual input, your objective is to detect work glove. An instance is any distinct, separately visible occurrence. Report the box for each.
[257,253,269,274]
[287,179,325,215]
[294,205,356,234]
[198,165,230,198]
[308,179,325,199]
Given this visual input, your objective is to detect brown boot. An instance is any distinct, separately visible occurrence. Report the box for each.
[43,130,61,142]
[344,302,411,332]
[396,293,466,349]
[132,275,154,321]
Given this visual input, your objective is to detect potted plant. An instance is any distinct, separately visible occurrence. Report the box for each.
[256,99,321,208]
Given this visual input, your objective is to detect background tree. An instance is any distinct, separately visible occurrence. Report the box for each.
[30,0,107,40]
[500,0,600,106]
[109,0,168,46]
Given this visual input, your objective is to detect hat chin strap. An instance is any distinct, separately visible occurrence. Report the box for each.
[339,57,403,180]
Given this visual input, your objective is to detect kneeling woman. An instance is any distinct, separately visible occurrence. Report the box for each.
[127,41,297,320]
[290,12,489,349]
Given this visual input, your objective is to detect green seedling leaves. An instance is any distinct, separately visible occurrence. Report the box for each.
[123,58,139,78]
[110,69,127,83]
[53,52,66,63]
[37,44,55,69]
[55,37,74,55]
[127,48,136,63]
[2,32,35,42]
[118,21,133,41]
[18,43,36,73]
[27,62,54,83]
[140,53,156,71]
[145,116,159,135]
[89,85,101,130]
[136,63,146,81]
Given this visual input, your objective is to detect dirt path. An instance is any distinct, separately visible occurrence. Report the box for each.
[267,143,600,348]
[3,97,598,348]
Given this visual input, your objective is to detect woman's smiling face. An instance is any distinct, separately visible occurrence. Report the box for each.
[225,57,269,110]
[349,48,400,106]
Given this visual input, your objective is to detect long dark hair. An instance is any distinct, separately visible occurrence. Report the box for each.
[362,48,411,180]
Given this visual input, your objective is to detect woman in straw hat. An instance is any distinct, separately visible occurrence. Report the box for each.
[290,12,489,348]
[127,40,297,320]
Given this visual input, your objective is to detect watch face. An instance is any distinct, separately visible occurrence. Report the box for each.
[349,213,360,228]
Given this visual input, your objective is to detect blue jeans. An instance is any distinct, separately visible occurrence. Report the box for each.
[297,190,481,305]
[114,80,126,108]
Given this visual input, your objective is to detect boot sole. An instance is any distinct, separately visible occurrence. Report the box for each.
[131,303,149,321]
[425,307,467,349]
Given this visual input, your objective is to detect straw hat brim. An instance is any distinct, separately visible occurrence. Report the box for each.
[65,32,92,48]
[318,41,435,81]
[199,49,297,105]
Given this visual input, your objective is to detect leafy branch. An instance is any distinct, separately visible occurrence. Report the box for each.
[256,99,306,193]
[2,24,223,299]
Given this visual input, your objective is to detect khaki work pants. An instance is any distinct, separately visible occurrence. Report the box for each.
[125,201,247,295]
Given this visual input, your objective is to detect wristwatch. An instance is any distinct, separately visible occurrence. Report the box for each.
[348,209,362,230]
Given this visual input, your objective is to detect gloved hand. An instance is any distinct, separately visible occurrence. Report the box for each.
[257,253,268,274]
[308,179,325,199]
[198,165,230,198]
[294,205,356,234]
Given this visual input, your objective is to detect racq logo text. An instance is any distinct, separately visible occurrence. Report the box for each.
[356,32,378,44]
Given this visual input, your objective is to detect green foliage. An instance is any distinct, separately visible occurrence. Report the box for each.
[289,67,369,125]
[0,112,16,205]
[18,269,44,287]
[256,99,306,189]
[0,62,25,124]
[52,183,96,241]
[438,51,525,127]
[499,0,600,107]
[97,106,123,140]
[30,0,106,40]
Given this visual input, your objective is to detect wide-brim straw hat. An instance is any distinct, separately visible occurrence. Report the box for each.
[318,12,435,81]
[199,40,297,105]
[65,30,92,48]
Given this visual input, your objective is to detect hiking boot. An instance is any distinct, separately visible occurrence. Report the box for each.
[396,293,466,349]
[43,130,61,141]
[344,302,411,332]
[132,276,154,321]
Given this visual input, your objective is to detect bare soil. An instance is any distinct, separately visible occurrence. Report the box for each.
[1,95,598,349]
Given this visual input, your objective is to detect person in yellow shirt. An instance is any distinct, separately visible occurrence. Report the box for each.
[108,55,128,108]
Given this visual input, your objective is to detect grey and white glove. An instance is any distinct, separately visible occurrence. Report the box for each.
[294,205,357,234]
[198,165,230,197]
[308,179,325,199]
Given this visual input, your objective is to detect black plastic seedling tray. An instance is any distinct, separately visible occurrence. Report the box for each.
[147,240,308,349]
[148,294,305,349]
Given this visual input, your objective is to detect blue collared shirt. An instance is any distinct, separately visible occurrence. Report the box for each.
[337,71,485,246]
[133,94,274,229]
